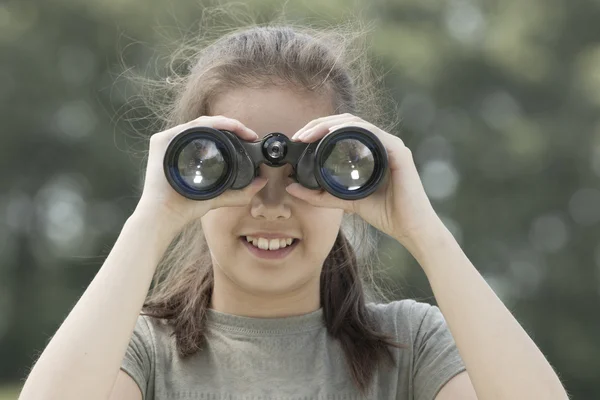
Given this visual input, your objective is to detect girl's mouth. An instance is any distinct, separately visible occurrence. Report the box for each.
[239,236,300,260]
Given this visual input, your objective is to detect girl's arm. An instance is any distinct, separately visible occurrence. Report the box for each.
[286,113,570,399]
[18,209,181,400]
[402,221,570,400]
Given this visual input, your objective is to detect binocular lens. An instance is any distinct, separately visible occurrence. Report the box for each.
[321,138,375,191]
[177,138,228,190]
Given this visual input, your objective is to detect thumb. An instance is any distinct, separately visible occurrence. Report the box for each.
[211,177,269,209]
[285,183,355,212]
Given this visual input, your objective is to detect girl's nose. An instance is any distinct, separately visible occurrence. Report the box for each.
[249,167,292,220]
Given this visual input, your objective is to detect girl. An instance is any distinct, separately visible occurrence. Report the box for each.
[19,22,568,400]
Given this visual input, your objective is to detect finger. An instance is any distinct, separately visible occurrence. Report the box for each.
[319,121,408,172]
[210,177,268,209]
[291,115,336,140]
[285,183,356,212]
[295,115,362,142]
[291,113,355,141]
[326,121,405,147]
[195,115,259,141]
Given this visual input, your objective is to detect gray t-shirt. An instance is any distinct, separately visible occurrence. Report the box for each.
[120,299,466,400]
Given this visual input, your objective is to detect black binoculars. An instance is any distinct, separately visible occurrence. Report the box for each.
[163,125,388,201]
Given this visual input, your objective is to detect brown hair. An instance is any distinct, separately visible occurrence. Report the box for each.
[125,4,405,397]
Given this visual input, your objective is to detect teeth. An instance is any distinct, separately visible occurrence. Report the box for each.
[258,238,269,250]
[245,236,295,251]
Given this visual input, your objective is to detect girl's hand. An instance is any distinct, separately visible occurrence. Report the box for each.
[136,115,268,231]
[287,113,443,246]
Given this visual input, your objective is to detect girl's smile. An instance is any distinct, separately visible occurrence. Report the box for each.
[239,235,301,260]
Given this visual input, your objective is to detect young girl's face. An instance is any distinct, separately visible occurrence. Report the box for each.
[201,86,344,308]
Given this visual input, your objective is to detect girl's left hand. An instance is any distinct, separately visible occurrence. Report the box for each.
[287,113,443,246]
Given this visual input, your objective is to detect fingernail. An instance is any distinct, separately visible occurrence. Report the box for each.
[294,132,307,141]
[298,130,311,141]
[254,177,268,187]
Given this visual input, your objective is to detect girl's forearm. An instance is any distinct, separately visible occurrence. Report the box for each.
[19,210,180,400]
[401,222,569,400]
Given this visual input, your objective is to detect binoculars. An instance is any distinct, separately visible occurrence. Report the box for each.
[163,125,388,201]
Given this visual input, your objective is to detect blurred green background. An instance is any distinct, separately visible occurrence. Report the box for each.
[1,0,599,398]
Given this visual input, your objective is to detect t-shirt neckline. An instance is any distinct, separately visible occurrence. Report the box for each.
[205,307,325,335]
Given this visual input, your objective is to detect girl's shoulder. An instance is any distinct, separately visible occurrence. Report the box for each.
[367,299,466,399]
[366,298,447,342]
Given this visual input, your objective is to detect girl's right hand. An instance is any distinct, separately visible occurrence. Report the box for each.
[134,115,268,231]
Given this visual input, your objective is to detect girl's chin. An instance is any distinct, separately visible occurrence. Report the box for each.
[239,237,300,261]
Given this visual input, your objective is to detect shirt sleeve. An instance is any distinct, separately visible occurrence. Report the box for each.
[411,301,467,400]
[120,315,153,400]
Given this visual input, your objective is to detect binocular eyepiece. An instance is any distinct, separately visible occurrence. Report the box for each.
[163,125,388,201]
